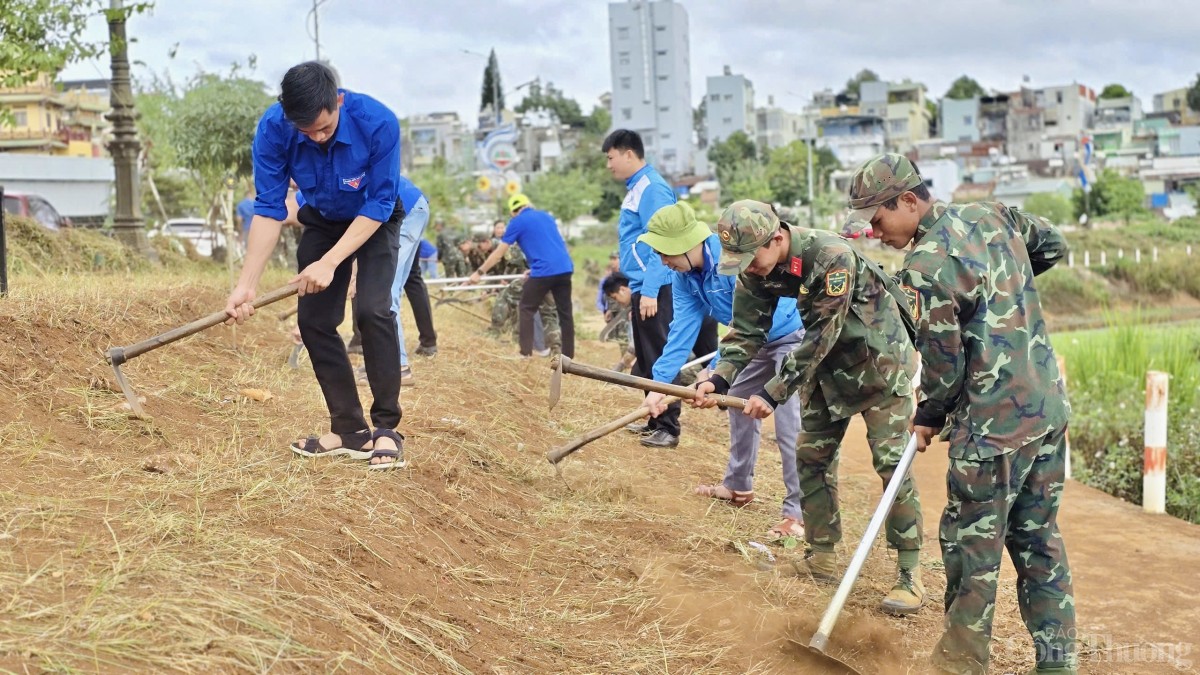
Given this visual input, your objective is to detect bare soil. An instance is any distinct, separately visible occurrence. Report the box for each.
[0,272,1196,674]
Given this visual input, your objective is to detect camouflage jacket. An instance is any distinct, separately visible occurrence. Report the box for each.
[900,201,1070,459]
[713,224,917,420]
[494,243,529,276]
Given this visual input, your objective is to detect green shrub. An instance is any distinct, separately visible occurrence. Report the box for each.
[1037,267,1110,312]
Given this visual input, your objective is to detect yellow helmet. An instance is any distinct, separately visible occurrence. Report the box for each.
[507,193,531,214]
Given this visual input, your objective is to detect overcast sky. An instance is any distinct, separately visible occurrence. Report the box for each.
[61,0,1199,122]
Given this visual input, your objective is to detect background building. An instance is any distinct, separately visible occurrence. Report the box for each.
[704,65,754,144]
[607,0,694,176]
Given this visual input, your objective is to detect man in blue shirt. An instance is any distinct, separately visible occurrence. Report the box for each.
[224,61,405,470]
[470,193,575,358]
[236,189,255,252]
[637,202,806,538]
[603,128,708,448]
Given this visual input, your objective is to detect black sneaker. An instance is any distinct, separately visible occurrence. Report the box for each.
[414,345,438,357]
[639,430,679,448]
[625,422,651,435]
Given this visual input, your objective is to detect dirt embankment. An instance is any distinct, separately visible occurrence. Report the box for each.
[0,269,1196,674]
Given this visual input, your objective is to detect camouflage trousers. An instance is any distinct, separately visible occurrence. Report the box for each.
[442,250,470,279]
[490,281,561,351]
[796,390,923,552]
[931,426,1076,675]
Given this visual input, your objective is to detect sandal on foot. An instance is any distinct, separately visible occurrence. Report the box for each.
[694,483,755,507]
[367,428,407,470]
[290,430,373,459]
[767,517,806,542]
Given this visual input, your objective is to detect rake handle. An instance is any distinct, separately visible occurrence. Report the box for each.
[546,396,682,465]
[108,284,298,366]
[556,356,746,409]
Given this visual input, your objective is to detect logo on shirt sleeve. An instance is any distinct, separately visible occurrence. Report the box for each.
[825,269,849,297]
[341,172,366,190]
[901,284,921,320]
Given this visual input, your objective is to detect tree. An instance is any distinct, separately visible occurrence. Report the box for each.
[694,99,707,150]
[408,162,472,221]
[1187,74,1200,115]
[944,75,986,100]
[926,98,939,137]
[1023,192,1073,225]
[721,159,772,206]
[526,168,604,223]
[764,140,839,207]
[1099,83,1132,99]
[0,0,151,89]
[584,105,611,135]
[169,72,273,230]
[840,68,879,100]
[480,48,504,115]
[1073,169,1147,223]
[514,80,585,127]
[707,131,757,186]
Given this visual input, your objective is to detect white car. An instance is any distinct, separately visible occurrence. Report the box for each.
[152,218,229,259]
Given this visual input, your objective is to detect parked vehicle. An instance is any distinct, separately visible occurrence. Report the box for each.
[150,217,228,260]
[2,192,72,231]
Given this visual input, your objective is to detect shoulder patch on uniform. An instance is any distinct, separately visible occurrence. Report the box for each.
[825,269,849,297]
[901,284,920,320]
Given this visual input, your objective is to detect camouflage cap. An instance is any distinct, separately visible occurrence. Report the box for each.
[843,153,924,233]
[472,232,491,244]
[715,200,779,276]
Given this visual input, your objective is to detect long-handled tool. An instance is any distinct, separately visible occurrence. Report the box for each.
[798,434,921,674]
[107,284,298,416]
[425,274,522,285]
[545,351,716,465]
[548,353,736,412]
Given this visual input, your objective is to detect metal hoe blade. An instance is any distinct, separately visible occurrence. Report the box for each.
[107,347,146,417]
[785,639,863,674]
[548,354,567,410]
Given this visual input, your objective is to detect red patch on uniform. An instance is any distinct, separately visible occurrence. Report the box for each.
[788,257,803,276]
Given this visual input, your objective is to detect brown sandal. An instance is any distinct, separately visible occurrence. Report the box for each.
[694,483,755,507]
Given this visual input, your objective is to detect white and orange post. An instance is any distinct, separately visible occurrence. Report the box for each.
[1057,355,1071,480]
[1143,371,1169,514]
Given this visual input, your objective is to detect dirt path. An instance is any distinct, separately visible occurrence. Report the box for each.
[831,416,1200,673]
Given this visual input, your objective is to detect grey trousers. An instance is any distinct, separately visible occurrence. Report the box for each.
[724,329,804,520]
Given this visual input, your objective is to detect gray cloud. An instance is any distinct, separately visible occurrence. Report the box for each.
[61,0,1200,123]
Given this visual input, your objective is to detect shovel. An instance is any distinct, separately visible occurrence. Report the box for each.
[106,284,298,416]
[796,434,921,674]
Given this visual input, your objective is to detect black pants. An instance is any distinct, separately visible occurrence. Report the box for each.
[519,272,574,357]
[403,255,437,349]
[631,286,681,436]
[296,204,402,433]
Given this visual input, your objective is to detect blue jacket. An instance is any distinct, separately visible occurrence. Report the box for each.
[397,176,424,214]
[252,89,400,224]
[618,164,674,297]
[652,234,803,384]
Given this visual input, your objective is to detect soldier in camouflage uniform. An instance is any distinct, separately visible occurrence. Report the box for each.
[440,235,471,279]
[845,154,1075,675]
[692,200,926,615]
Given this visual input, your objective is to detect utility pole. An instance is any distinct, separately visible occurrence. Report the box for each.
[106,0,151,256]
[313,0,320,60]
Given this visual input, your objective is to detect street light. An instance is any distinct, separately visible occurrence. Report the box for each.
[462,48,501,126]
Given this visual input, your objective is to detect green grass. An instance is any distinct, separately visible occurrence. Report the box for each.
[1054,314,1200,522]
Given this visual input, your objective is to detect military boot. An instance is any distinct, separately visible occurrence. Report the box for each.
[1024,666,1078,675]
[795,549,837,582]
[880,566,926,615]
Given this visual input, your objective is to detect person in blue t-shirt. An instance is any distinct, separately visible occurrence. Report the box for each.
[469,193,575,358]
[236,189,255,251]
[417,239,438,278]
[638,202,807,540]
[224,61,405,470]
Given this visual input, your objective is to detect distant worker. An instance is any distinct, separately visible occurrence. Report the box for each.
[470,193,575,358]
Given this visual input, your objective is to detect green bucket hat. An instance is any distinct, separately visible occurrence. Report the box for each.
[637,202,711,256]
[715,200,779,275]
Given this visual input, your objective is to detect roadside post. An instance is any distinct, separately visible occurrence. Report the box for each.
[1143,371,1168,514]
[1,185,7,297]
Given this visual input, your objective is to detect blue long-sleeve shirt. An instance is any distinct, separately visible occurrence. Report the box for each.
[618,164,674,298]
[252,88,400,224]
[652,234,803,384]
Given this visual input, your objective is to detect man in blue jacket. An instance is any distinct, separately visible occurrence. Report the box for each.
[603,128,688,448]
[470,193,575,358]
[224,61,404,470]
[638,202,806,538]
